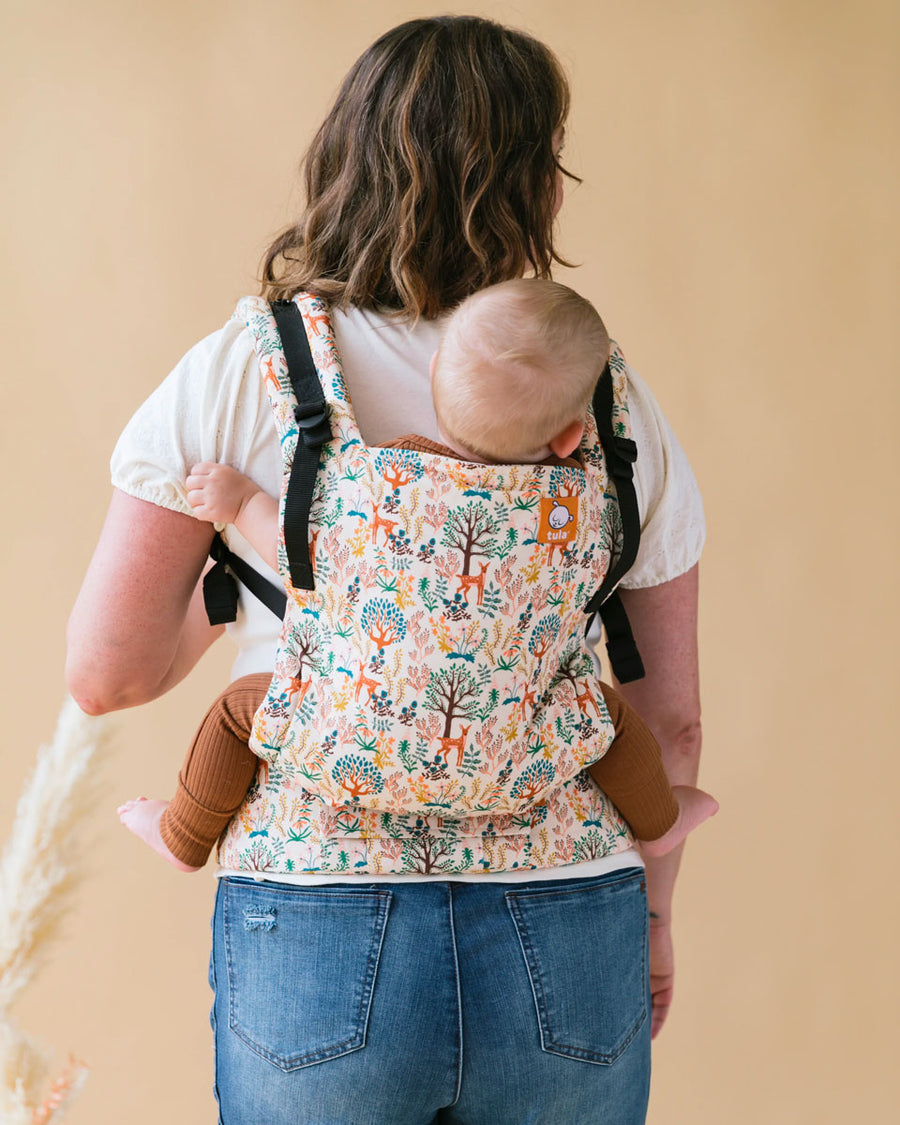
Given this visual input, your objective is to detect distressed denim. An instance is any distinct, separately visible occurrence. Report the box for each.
[209,868,650,1124]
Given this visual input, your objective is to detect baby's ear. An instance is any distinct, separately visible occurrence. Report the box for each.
[549,418,584,459]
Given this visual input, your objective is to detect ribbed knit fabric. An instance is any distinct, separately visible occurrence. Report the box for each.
[589,683,679,840]
[157,667,676,866]
[157,671,677,868]
[159,673,271,867]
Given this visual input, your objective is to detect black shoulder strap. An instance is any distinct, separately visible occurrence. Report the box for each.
[201,298,331,626]
[271,299,332,591]
[584,363,646,683]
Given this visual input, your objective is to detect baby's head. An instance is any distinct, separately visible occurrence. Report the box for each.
[431,279,610,464]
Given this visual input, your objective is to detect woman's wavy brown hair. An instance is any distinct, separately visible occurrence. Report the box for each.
[260,16,577,318]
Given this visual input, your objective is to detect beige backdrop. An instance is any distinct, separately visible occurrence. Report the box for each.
[2,1,898,1121]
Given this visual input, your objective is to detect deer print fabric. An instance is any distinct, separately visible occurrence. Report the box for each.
[218,295,636,875]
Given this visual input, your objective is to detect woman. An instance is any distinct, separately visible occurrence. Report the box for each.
[67,17,704,1124]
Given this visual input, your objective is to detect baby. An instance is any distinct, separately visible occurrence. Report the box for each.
[119,279,716,870]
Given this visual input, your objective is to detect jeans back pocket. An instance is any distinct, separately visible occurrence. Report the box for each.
[221,879,392,1071]
[505,868,648,1065]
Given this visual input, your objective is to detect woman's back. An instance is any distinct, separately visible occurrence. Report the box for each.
[68,15,706,1121]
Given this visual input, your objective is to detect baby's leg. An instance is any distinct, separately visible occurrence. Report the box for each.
[588,682,717,858]
[637,783,718,858]
[117,798,199,872]
[118,673,272,871]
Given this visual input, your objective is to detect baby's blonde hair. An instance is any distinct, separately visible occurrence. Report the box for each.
[432,279,610,462]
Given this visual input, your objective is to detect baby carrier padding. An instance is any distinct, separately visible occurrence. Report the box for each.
[216,294,640,875]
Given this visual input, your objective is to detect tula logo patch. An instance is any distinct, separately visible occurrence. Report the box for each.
[537,497,578,544]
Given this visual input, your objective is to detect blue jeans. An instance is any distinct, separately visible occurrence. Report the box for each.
[209,868,650,1124]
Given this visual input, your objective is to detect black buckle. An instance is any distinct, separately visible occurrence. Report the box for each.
[202,558,238,625]
[609,437,637,479]
[294,401,331,448]
[605,633,646,684]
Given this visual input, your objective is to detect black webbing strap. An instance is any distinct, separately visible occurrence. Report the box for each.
[584,363,646,682]
[203,530,287,625]
[271,299,332,591]
[200,300,329,626]
[596,592,645,683]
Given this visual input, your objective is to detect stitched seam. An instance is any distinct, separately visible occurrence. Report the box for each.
[540,889,647,1063]
[542,1008,647,1065]
[505,876,648,1065]
[224,882,392,1069]
[210,886,225,1125]
[505,894,552,1052]
[224,882,236,1051]
[537,1009,647,1065]
[506,866,643,905]
[356,891,392,1050]
[447,884,464,1107]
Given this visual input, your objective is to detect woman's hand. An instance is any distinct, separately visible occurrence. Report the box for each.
[649,915,675,1039]
[614,565,703,1039]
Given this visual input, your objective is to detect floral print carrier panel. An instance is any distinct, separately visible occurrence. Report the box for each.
[218,295,636,875]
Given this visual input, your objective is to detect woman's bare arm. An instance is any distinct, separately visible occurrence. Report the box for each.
[66,489,223,715]
[613,563,703,1038]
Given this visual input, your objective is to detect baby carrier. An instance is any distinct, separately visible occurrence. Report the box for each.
[208,294,645,874]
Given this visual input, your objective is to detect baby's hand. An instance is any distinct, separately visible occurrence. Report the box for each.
[186,462,259,525]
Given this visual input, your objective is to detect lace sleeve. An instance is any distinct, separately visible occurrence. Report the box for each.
[110,320,269,515]
[620,366,706,589]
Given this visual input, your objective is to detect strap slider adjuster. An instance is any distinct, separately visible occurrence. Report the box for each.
[293,401,331,448]
[609,436,638,479]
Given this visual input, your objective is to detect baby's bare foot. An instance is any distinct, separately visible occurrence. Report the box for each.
[117,797,201,873]
[638,785,719,858]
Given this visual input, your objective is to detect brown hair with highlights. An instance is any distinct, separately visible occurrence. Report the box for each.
[260,16,578,318]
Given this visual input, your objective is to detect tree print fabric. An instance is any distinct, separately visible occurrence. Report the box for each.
[218,295,637,875]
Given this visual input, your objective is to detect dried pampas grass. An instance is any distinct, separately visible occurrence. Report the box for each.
[0,695,113,1124]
